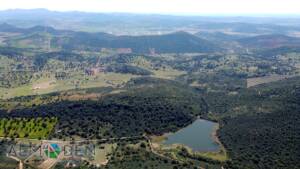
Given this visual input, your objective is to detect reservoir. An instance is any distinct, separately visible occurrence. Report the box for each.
[163,119,220,152]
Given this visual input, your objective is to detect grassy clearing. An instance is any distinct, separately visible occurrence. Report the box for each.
[0,85,33,99]
[160,143,228,162]
[0,117,57,139]
[0,72,136,99]
[150,135,167,143]
[93,144,117,165]
[152,68,186,80]
[196,150,228,162]
[78,72,136,89]
[247,74,298,88]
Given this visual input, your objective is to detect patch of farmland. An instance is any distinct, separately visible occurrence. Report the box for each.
[247,74,298,88]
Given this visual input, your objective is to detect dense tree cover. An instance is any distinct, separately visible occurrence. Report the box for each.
[0,23,60,35]
[221,109,300,169]
[195,32,246,42]
[216,77,300,169]
[52,31,221,53]
[0,71,300,168]
[1,22,300,169]
[2,77,206,139]
[238,34,300,49]
[100,54,163,67]
[106,64,152,75]
[0,70,33,88]
[258,46,300,58]
[105,144,199,169]
[33,51,84,70]
[1,24,221,53]
[0,46,24,58]
[177,71,246,92]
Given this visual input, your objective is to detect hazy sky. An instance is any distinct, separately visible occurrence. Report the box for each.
[0,0,300,15]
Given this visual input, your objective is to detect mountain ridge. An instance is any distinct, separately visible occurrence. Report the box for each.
[1,23,221,53]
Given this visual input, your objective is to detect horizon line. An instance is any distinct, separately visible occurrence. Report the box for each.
[1,8,300,18]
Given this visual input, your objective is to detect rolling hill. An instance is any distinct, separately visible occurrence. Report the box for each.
[1,24,221,53]
[238,34,300,48]
[52,31,221,53]
[195,31,247,42]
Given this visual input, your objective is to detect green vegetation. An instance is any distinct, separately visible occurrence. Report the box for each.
[5,77,205,139]
[106,142,200,169]
[0,117,57,139]
[106,64,152,75]
[0,20,300,169]
[216,77,300,169]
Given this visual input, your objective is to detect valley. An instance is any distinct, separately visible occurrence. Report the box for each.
[0,10,299,169]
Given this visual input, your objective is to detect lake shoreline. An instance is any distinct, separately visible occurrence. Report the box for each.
[211,123,224,152]
[155,118,222,152]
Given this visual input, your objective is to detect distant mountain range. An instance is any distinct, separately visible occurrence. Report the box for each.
[195,31,248,42]
[238,34,300,48]
[55,31,221,53]
[1,9,300,35]
[0,23,221,53]
[258,46,300,58]
[0,23,68,34]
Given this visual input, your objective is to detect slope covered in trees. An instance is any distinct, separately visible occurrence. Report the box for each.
[218,77,300,169]
[2,77,207,139]
[1,24,221,53]
[238,34,300,49]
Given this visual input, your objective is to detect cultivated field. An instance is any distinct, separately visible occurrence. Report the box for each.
[247,74,298,88]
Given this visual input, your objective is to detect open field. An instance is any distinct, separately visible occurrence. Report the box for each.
[0,72,136,99]
[247,74,298,88]
[0,68,187,99]
[196,148,228,162]
[152,68,186,80]
[93,144,117,165]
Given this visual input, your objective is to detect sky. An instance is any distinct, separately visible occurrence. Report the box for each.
[0,0,300,15]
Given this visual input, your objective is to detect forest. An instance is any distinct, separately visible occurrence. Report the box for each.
[0,15,300,168]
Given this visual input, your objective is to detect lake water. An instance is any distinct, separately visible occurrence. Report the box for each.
[163,119,220,152]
